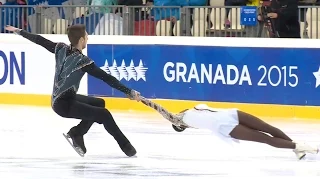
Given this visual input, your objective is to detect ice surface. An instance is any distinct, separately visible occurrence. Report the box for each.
[0,105,320,179]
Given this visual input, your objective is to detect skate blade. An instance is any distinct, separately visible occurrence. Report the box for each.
[298,153,306,160]
[63,133,85,157]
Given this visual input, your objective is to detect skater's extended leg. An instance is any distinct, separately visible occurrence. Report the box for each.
[229,124,296,149]
[237,111,292,141]
[55,97,136,157]
[237,111,320,158]
[229,125,318,157]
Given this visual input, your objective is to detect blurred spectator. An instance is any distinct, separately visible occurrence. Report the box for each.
[187,0,207,33]
[245,0,260,37]
[225,0,247,28]
[118,0,156,35]
[5,0,26,5]
[146,0,154,5]
[189,0,207,6]
[78,0,120,35]
[1,0,28,33]
[268,0,300,38]
[152,0,188,36]
[152,0,185,21]
[88,0,117,14]
[118,0,154,20]
[87,0,122,35]
[298,0,318,21]
[118,0,145,21]
[298,0,318,37]
[117,0,142,35]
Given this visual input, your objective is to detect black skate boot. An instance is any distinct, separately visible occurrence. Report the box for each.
[63,128,87,157]
[120,143,137,157]
[69,134,87,153]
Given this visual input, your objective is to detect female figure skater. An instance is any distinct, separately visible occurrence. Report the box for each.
[140,97,318,160]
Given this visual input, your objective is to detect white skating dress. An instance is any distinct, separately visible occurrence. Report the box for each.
[182,104,239,139]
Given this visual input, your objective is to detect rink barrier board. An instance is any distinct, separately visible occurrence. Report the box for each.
[84,36,320,120]
[1,35,320,119]
[1,93,320,120]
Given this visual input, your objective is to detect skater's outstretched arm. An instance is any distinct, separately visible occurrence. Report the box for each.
[5,25,57,53]
[82,62,140,100]
[140,96,186,126]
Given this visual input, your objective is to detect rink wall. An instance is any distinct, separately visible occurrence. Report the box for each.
[1,34,320,119]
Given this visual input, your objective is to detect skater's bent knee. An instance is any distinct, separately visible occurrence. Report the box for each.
[95,98,105,107]
[92,98,106,108]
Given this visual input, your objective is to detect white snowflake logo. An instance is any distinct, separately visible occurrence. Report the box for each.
[100,59,148,81]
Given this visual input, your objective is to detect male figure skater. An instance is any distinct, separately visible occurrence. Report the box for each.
[5,25,140,157]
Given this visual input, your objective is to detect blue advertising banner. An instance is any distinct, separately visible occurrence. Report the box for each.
[87,44,320,106]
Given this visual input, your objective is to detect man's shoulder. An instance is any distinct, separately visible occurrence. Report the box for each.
[56,42,69,49]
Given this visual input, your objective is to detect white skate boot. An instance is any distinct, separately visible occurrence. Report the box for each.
[294,143,319,156]
[293,149,306,160]
[292,141,306,160]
